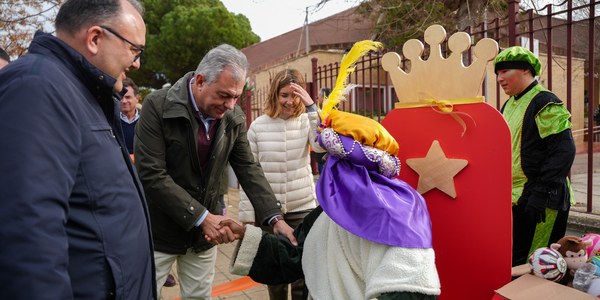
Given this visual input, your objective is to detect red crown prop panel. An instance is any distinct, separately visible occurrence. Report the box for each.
[381,24,512,299]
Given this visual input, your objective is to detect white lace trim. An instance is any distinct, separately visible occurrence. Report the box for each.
[320,128,401,177]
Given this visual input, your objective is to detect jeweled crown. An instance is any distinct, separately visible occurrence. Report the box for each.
[381,24,499,105]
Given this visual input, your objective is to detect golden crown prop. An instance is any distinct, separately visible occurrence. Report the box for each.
[382,24,498,106]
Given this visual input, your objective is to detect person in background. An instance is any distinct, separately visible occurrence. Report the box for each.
[219,168,229,216]
[314,87,331,174]
[238,68,324,300]
[315,87,330,109]
[120,78,141,154]
[0,0,155,299]
[0,47,10,69]
[494,46,576,266]
[134,44,296,299]
[593,103,600,127]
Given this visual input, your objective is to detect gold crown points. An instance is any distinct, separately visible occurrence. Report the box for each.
[382,24,499,105]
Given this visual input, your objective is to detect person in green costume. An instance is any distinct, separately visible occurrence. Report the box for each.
[494,46,576,267]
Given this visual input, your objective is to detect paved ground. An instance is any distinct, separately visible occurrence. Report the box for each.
[160,142,600,300]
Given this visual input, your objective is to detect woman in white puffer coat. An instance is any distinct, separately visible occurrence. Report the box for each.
[238,68,325,300]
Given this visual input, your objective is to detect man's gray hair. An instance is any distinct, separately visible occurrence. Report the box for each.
[55,0,143,35]
[196,44,249,84]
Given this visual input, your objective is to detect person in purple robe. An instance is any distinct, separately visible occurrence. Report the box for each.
[214,109,441,300]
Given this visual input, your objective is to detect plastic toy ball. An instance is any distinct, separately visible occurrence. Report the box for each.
[528,247,567,282]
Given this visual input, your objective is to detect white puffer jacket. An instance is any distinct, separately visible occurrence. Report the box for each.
[239,111,324,223]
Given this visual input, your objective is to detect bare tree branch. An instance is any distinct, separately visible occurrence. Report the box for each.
[0,0,64,58]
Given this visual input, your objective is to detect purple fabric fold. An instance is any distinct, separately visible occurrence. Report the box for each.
[316,141,433,248]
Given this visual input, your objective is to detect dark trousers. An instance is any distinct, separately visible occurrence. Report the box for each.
[549,207,570,245]
[512,204,570,266]
[512,205,538,266]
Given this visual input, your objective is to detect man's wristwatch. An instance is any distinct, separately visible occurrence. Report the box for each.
[269,215,284,227]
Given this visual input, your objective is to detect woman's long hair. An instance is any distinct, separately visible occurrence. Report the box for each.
[264,69,306,119]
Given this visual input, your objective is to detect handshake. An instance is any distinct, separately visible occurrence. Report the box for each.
[204,218,246,245]
[202,212,298,246]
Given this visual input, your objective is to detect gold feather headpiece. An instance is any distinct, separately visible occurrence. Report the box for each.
[319,40,384,127]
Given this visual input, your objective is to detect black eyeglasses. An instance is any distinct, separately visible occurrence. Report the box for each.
[100,25,144,62]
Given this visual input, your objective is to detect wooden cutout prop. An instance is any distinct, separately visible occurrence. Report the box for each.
[406,140,468,198]
[381,24,512,299]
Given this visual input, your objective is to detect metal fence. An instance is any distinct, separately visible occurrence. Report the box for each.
[240,0,600,212]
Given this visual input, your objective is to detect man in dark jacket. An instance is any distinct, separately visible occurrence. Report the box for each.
[495,46,576,266]
[134,44,296,299]
[0,0,155,299]
[120,78,141,155]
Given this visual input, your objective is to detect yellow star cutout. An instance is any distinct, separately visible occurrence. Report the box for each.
[405,140,468,198]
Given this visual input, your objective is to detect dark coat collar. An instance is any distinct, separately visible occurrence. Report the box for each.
[29,31,118,101]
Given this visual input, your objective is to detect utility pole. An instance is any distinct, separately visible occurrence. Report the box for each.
[295,6,311,57]
[305,6,310,55]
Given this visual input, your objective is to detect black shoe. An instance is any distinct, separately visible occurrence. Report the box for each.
[164,274,177,287]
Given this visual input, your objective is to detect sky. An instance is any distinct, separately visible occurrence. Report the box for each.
[220,0,358,41]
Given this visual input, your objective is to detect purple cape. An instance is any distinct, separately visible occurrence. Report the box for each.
[316,134,433,248]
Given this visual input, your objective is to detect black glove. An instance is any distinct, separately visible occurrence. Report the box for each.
[525,191,548,224]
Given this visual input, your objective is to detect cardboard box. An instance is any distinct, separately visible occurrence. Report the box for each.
[494,273,597,299]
